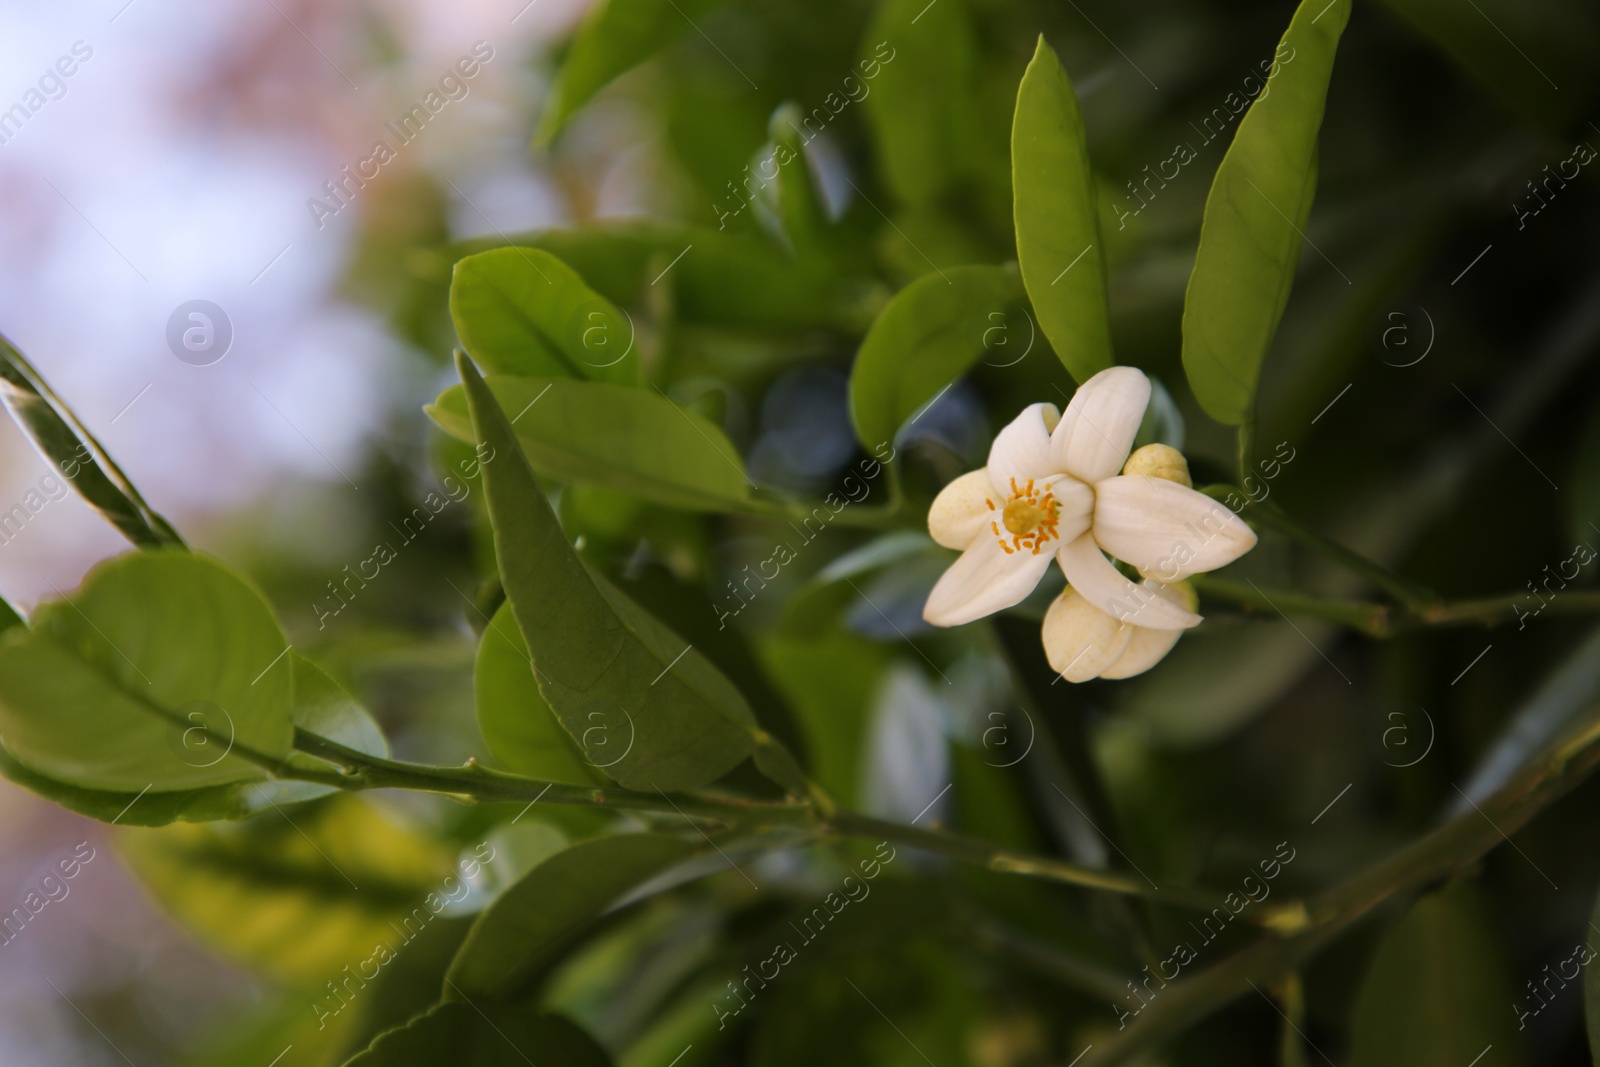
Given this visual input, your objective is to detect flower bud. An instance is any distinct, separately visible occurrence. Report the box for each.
[1122,443,1191,487]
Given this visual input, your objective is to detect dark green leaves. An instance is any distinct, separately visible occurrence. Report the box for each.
[1181,0,1350,425]
[1012,36,1114,383]
[849,265,1024,449]
[445,834,694,1001]
[427,375,753,512]
[0,332,182,549]
[536,0,725,145]
[450,249,638,385]
[347,1004,613,1066]
[0,551,294,793]
[1347,883,1529,1066]
[456,353,758,790]
[475,601,604,786]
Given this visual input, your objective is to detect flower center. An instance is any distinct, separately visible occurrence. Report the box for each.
[987,478,1061,555]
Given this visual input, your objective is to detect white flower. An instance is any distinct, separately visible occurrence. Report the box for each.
[921,366,1257,680]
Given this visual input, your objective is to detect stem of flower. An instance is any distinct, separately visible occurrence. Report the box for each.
[284,728,1236,912]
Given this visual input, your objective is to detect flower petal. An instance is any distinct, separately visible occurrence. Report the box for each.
[986,402,1061,497]
[1050,476,1096,545]
[1055,532,1200,631]
[1051,366,1150,483]
[1092,476,1257,581]
[1042,588,1132,682]
[928,469,995,549]
[923,535,1055,627]
[1097,583,1192,679]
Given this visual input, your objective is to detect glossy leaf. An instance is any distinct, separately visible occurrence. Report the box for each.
[450,248,638,385]
[1347,882,1529,1067]
[849,265,1023,449]
[0,550,294,793]
[0,331,183,548]
[1012,36,1115,383]
[427,375,753,512]
[346,1004,612,1067]
[456,353,759,790]
[118,795,457,986]
[445,834,695,1001]
[475,601,605,787]
[536,0,725,145]
[1181,0,1350,425]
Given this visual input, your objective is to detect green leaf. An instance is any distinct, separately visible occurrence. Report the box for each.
[1347,882,1529,1067]
[475,601,604,787]
[456,353,759,790]
[1011,36,1115,384]
[445,834,695,1001]
[0,331,183,548]
[862,0,980,208]
[427,375,753,513]
[0,652,372,827]
[118,795,456,986]
[767,104,832,258]
[346,1004,613,1067]
[0,550,294,793]
[536,0,725,145]
[1180,0,1350,425]
[848,265,1023,449]
[450,249,639,385]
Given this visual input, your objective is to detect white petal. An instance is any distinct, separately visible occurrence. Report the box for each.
[1049,476,1096,546]
[1042,589,1132,682]
[1092,476,1258,581]
[1055,533,1200,631]
[928,469,995,549]
[923,535,1055,627]
[1097,583,1191,679]
[986,402,1061,497]
[1051,367,1150,483]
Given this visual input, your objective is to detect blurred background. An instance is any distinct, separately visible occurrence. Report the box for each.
[4,0,1600,1063]
[0,2,594,1061]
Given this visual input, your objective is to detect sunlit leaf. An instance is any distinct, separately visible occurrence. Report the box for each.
[450,248,638,385]
[445,834,695,1001]
[0,550,294,793]
[848,265,1024,449]
[427,375,754,513]
[456,353,759,790]
[1011,36,1115,383]
[118,795,457,986]
[1180,0,1350,425]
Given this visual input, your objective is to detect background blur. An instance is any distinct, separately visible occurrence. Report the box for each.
[0,2,594,1061]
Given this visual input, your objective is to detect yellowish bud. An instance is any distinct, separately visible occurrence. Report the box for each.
[1122,443,1191,488]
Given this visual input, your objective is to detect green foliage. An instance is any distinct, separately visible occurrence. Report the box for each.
[445,834,695,1002]
[1180,0,1350,426]
[345,1003,614,1066]
[450,248,639,384]
[0,550,294,793]
[1012,36,1115,383]
[475,601,604,786]
[0,332,182,548]
[1347,883,1529,1066]
[428,375,754,512]
[536,0,725,146]
[117,794,455,986]
[456,353,759,791]
[848,264,1024,449]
